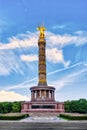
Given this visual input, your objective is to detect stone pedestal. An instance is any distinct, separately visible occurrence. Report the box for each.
[21,85,64,113]
[21,101,64,113]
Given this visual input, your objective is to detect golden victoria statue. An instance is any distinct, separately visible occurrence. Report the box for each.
[37,25,46,39]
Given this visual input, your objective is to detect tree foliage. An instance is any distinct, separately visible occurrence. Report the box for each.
[12,102,21,112]
[0,99,87,114]
[65,99,87,114]
[0,102,21,113]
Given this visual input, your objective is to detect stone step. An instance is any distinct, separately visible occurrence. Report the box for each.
[28,112,59,116]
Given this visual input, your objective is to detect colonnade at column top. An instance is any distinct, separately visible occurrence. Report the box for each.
[31,89,55,101]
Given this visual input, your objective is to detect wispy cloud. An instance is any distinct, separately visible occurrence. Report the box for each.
[74,30,87,36]
[0,50,24,75]
[5,77,37,90]
[0,30,87,76]
[4,62,87,91]
[0,19,8,34]
[48,62,82,76]
[4,62,78,91]
[2,62,87,102]
[51,62,87,91]
[52,24,66,29]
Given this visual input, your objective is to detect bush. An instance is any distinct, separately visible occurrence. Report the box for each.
[59,114,87,120]
[0,114,29,120]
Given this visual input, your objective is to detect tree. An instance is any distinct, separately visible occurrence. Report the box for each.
[65,99,87,114]
[64,101,71,112]
[12,102,21,112]
[77,99,87,113]
[0,103,4,113]
[2,102,12,113]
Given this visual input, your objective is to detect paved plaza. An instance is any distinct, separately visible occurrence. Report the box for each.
[0,121,87,130]
[20,116,66,122]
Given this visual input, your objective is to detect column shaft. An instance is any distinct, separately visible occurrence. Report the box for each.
[38,40,47,85]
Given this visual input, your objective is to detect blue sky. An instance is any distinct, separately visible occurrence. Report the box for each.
[0,0,87,102]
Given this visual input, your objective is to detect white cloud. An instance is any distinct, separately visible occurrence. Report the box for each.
[20,54,38,62]
[0,32,38,50]
[0,90,29,102]
[46,48,70,67]
[46,48,64,63]
[20,47,69,67]
[46,31,87,47]
[0,30,87,51]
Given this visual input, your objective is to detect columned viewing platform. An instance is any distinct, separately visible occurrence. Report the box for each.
[30,86,55,101]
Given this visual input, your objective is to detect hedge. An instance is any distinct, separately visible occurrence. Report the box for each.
[0,114,29,120]
[59,114,87,120]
